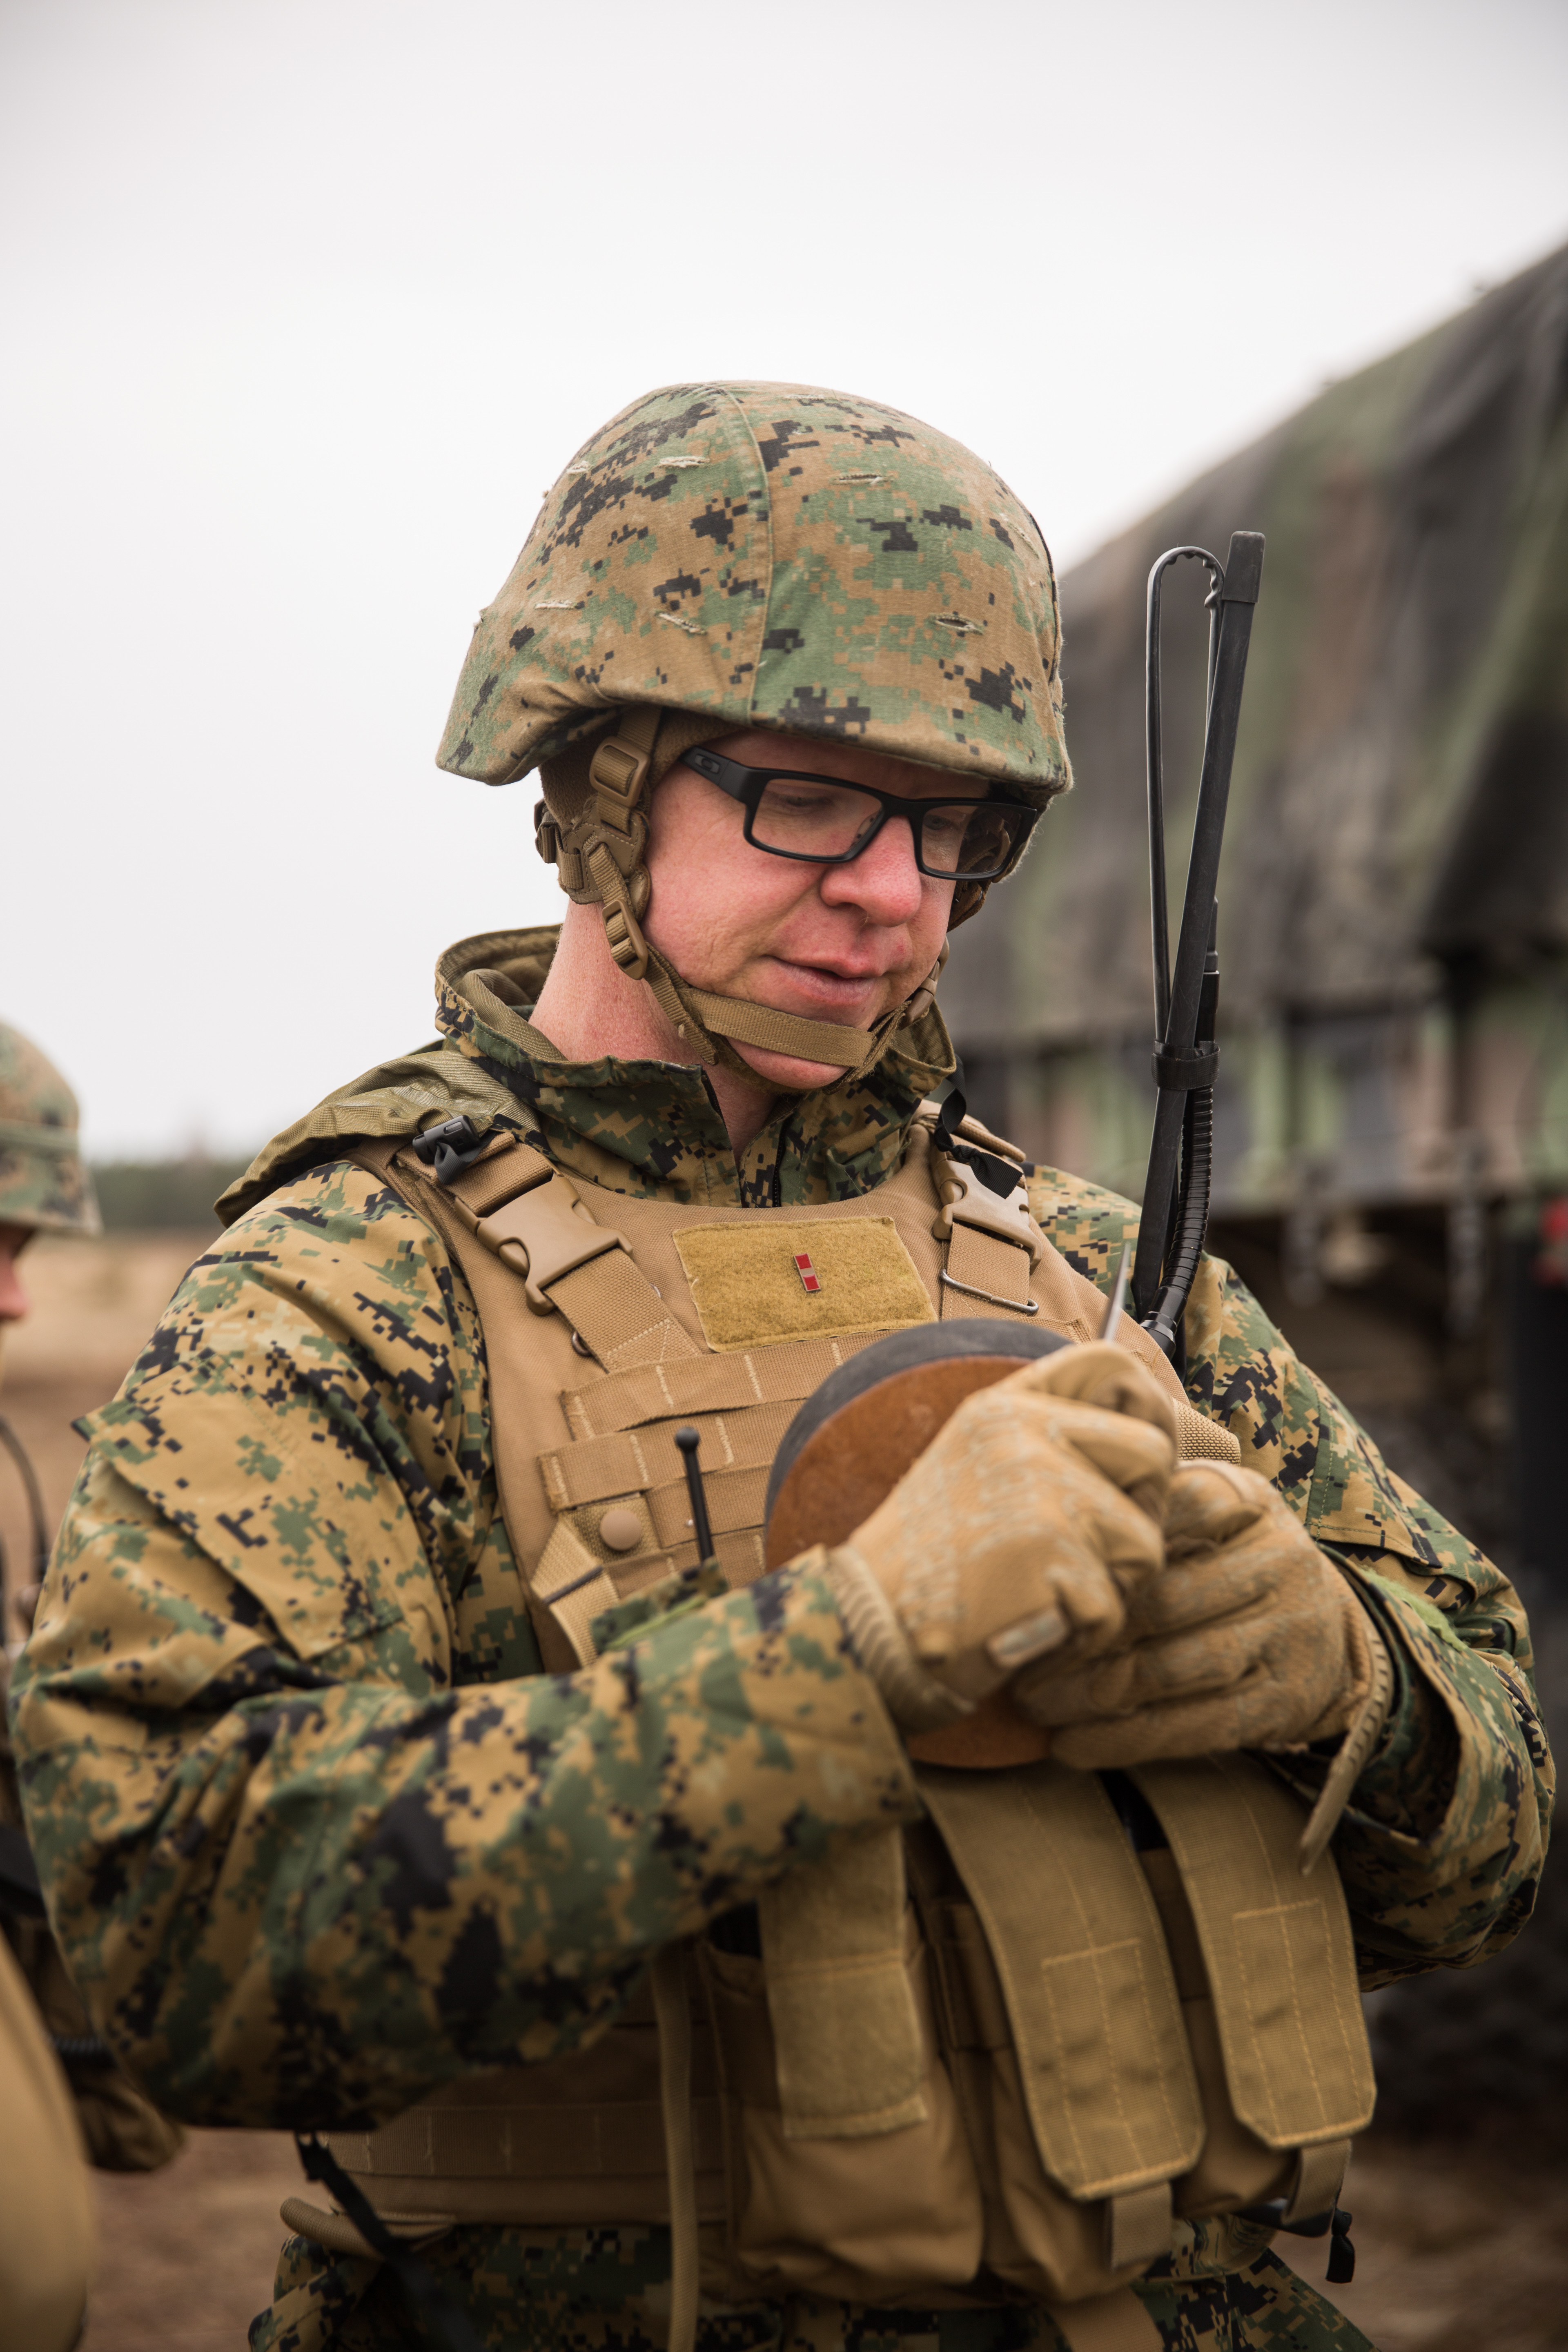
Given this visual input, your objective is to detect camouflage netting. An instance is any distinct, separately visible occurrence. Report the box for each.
[946,238,1568,1062]
[934,249,1568,2134]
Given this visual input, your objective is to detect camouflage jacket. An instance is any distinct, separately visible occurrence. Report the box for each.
[8,931,1554,2352]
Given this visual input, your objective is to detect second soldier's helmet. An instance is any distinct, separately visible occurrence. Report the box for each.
[0,1025,100,1236]
[437,381,1071,1083]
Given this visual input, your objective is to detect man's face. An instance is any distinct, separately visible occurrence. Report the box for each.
[0,1222,33,1345]
[642,728,975,1090]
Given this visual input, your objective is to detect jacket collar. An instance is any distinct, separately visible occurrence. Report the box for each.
[435,927,955,1207]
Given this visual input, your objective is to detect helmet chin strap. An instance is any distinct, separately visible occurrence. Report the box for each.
[639,934,949,1092]
[555,706,949,1090]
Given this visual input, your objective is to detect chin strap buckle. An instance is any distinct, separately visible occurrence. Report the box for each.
[589,731,654,832]
[601,895,650,980]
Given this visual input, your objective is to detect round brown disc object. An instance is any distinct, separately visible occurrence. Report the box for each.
[763,1319,1068,1567]
[764,1320,1071,1770]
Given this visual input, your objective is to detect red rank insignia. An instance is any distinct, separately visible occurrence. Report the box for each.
[793,1250,822,1294]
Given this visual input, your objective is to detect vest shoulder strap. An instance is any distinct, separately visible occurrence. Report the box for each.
[352,1133,708,1666]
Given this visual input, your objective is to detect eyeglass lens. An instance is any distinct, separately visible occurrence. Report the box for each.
[749,777,1027,880]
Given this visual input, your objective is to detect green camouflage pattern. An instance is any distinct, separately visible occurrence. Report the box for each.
[9,931,1550,2349]
[250,2218,1372,2351]
[943,241,1568,1214]
[0,1021,100,1236]
[437,383,1071,804]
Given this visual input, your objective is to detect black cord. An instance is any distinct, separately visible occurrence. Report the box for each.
[1145,1082,1214,1353]
[0,1411,51,1586]
[293,2133,488,2352]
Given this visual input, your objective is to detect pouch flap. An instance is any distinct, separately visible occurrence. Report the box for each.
[917,1762,1203,2199]
[1131,1755,1376,2151]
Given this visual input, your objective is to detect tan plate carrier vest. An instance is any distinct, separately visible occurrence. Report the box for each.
[299,1112,1376,2352]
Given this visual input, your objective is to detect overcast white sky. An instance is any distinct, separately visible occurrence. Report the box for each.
[4,0,1567,1160]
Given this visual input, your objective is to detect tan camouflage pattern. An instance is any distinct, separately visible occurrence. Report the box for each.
[0,1022,100,1236]
[437,383,1071,804]
[8,932,1550,2352]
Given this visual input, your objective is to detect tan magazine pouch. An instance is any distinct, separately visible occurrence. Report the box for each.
[1131,1755,1376,2191]
[918,1762,1202,2303]
[915,1754,1374,2304]
[698,1828,984,2301]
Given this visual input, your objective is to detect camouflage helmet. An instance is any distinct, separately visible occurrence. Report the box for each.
[0,1024,100,1236]
[437,381,1071,1085]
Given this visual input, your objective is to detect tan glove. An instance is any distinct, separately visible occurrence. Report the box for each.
[826,1343,1177,1728]
[1013,1458,1386,1766]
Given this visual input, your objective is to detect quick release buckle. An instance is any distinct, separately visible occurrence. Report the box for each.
[931,1149,1044,1271]
[475,1170,630,1315]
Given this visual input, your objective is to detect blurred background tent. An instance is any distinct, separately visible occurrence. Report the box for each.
[947,238,1568,1606]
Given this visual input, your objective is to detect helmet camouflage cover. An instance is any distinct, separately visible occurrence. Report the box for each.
[0,1024,100,1236]
[437,381,1071,1080]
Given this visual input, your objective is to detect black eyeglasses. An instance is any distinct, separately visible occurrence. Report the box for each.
[681,746,1038,883]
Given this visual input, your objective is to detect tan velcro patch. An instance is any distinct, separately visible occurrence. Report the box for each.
[673,1218,935,1354]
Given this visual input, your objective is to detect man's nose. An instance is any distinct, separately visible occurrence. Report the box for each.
[820,815,924,924]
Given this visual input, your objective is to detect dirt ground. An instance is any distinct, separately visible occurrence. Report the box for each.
[1274,2131,1568,2352]
[84,2129,301,2350]
[10,1234,1568,2349]
[77,2124,1568,2350]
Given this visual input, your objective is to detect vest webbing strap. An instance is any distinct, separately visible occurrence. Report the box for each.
[561,1335,883,1440]
[944,1218,1035,1317]
[330,2090,722,2184]
[553,1250,705,1370]
[650,1946,699,2352]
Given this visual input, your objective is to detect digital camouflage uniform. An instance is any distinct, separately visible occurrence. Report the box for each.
[0,1024,105,2352]
[7,382,1556,2352]
[7,937,1553,2352]
[0,1025,182,2198]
